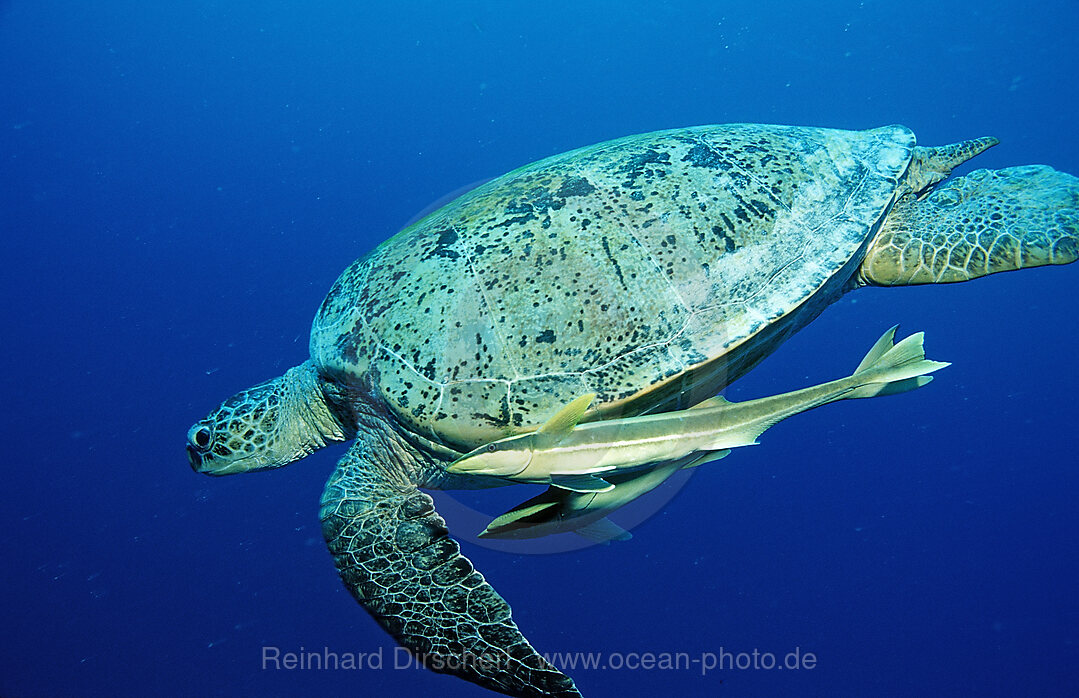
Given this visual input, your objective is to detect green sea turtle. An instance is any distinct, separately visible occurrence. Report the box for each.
[187,123,1078,697]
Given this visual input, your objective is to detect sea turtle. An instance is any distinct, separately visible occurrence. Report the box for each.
[187,123,1078,697]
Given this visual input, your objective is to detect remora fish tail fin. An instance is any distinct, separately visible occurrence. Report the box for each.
[854,324,899,374]
[702,328,950,452]
[849,327,950,399]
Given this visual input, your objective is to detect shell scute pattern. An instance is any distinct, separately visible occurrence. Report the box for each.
[313,124,915,447]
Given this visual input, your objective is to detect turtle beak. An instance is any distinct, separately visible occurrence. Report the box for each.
[187,444,206,472]
[188,445,228,475]
[188,446,267,476]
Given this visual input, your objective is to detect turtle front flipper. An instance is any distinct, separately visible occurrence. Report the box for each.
[859,165,1079,286]
[320,440,581,698]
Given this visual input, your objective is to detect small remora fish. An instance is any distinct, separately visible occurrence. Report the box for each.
[447,326,948,493]
[479,450,729,542]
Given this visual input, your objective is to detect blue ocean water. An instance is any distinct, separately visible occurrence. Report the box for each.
[1,1,1076,696]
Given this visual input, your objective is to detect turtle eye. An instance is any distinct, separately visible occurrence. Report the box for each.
[189,425,213,451]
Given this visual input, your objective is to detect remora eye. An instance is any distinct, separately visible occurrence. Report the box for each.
[486,443,498,453]
[189,425,213,450]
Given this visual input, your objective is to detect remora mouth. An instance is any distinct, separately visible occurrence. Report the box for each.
[445,440,534,478]
[446,445,502,475]
[445,456,478,475]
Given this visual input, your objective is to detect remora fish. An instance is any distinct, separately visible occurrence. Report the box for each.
[479,450,728,542]
[448,327,947,493]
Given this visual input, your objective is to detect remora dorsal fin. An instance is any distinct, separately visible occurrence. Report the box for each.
[690,395,732,409]
[537,393,595,438]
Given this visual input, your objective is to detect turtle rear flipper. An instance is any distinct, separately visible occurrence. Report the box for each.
[320,440,581,698]
[860,165,1079,286]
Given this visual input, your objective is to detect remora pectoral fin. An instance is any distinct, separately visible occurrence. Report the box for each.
[681,449,731,468]
[576,518,632,543]
[551,474,614,492]
[479,500,561,538]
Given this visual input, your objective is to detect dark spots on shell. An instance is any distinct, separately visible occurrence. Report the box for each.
[712,225,738,253]
[471,410,507,427]
[749,198,776,217]
[497,201,540,228]
[495,178,594,231]
[556,175,596,198]
[334,326,367,365]
[437,227,457,246]
[616,148,671,189]
[425,227,460,260]
[536,329,556,344]
[682,141,724,169]
[600,236,627,288]
[629,191,644,201]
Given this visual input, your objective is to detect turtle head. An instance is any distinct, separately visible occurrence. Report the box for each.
[187,361,353,476]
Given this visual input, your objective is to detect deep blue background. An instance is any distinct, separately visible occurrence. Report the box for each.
[1,1,1076,696]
